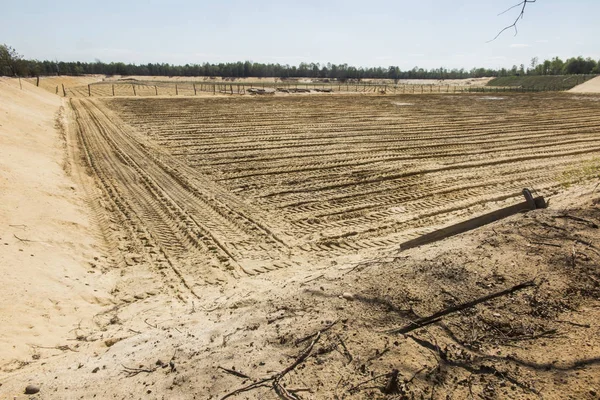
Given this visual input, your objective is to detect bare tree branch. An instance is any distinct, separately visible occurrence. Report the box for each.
[497,2,527,17]
[488,0,537,42]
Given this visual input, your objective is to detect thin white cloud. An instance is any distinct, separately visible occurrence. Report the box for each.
[510,44,531,48]
[535,40,549,43]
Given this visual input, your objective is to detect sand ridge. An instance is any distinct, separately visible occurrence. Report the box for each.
[0,78,114,367]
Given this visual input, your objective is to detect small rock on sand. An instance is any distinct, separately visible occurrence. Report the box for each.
[342,292,355,301]
[25,384,40,394]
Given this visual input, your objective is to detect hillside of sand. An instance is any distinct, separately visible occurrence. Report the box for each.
[569,75,600,93]
[0,78,114,368]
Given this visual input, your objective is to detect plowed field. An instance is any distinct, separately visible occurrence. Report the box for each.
[70,94,600,291]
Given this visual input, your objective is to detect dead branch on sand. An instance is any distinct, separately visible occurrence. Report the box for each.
[218,366,252,380]
[220,332,322,399]
[387,281,536,334]
[121,364,157,377]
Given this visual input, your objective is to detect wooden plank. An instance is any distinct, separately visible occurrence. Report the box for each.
[399,196,546,251]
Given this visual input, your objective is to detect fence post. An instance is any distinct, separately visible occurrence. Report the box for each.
[230,84,233,94]
[193,83,197,95]
[62,84,66,97]
[175,84,178,95]
[155,85,158,95]
[56,85,58,94]
[88,84,91,97]
[213,84,216,95]
[132,84,136,96]
[36,76,40,86]
[112,84,115,96]
[19,77,22,90]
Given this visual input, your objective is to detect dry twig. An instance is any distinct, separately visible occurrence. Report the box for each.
[13,233,34,242]
[347,373,391,393]
[295,320,338,345]
[387,280,536,334]
[121,364,157,377]
[218,366,251,380]
[488,0,537,42]
[221,332,322,399]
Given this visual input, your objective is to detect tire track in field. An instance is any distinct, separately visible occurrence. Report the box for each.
[102,94,600,259]
[71,98,296,285]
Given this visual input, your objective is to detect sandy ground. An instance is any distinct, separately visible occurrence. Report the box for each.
[1,79,599,399]
[103,75,493,86]
[1,179,599,399]
[30,75,493,99]
[0,78,114,368]
[569,76,600,93]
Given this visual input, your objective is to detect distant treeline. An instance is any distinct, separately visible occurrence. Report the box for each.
[1,45,599,80]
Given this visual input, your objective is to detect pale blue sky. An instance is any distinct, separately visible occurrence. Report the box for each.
[1,0,598,70]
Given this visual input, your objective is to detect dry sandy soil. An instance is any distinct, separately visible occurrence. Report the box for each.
[42,75,491,99]
[0,78,115,370]
[102,76,493,87]
[1,78,600,399]
[570,76,600,94]
[25,76,103,96]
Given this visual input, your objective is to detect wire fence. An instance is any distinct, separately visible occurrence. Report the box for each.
[60,81,577,98]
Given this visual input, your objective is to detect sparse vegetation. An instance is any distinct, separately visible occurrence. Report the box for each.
[487,75,597,90]
[560,157,600,189]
